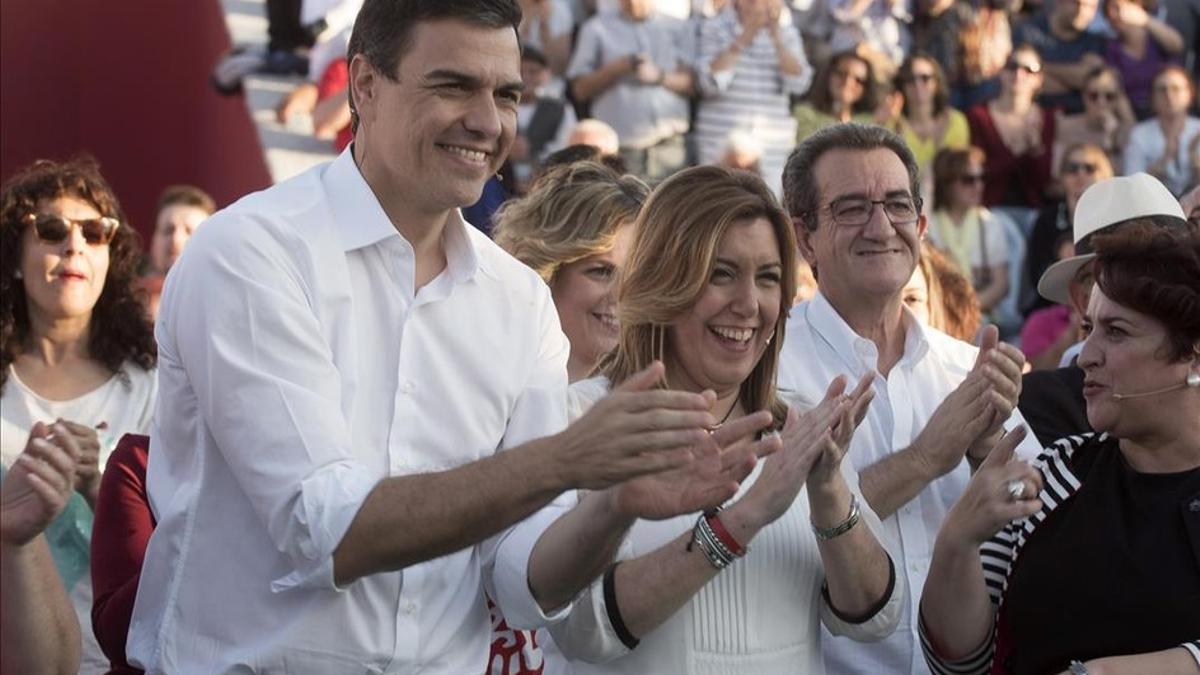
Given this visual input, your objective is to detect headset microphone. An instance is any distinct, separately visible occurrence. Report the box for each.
[1110,373,1200,400]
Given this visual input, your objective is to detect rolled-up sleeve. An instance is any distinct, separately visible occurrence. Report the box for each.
[483,285,575,629]
[165,214,379,592]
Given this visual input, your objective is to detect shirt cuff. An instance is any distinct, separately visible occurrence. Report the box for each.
[269,461,380,593]
[489,498,575,629]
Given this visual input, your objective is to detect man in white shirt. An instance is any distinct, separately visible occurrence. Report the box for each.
[128,2,772,673]
[777,123,1043,675]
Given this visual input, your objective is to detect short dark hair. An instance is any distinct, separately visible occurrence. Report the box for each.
[782,123,921,230]
[1092,220,1200,362]
[156,184,216,218]
[347,0,522,82]
[541,145,629,174]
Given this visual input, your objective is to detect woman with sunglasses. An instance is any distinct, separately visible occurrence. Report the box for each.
[891,53,971,203]
[1124,64,1200,196]
[1101,0,1184,120]
[539,165,901,675]
[0,156,156,674]
[793,50,880,145]
[1051,67,1135,176]
[967,45,1056,210]
[1024,143,1115,321]
[929,146,1016,328]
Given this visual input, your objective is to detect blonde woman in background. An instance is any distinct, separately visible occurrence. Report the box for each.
[494,161,649,382]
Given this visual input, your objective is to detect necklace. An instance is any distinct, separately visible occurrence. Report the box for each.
[707,400,738,432]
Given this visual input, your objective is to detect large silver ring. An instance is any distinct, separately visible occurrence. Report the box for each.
[1005,479,1026,501]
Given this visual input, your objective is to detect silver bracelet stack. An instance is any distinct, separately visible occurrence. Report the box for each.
[811,493,861,541]
[691,513,737,570]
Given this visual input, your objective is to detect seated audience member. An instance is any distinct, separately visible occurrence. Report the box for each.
[518,0,575,74]
[913,0,1012,109]
[311,55,353,152]
[828,0,912,79]
[566,118,622,156]
[149,184,215,276]
[1,424,84,675]
[1102,0,1185,119]
[905,242,983,343]
[567,0,696,182]
[543,165,902,673]
[494,162,649,382]
[891,53,972,202]
[1124,64,1200,195]
[0,157,158,674]
[1020,173,1186,446]
[694,0,812,196]
[928,147,1016,325]
[273,25,351,127]
[90,433,151,675]
[1051,66,1136,174]
[793,50,880,144]
[509,46,579,194]
[1013,0,1106,113]
[922,213,1200,675]
[1026,143,1114,317]
[967,45,1057,209]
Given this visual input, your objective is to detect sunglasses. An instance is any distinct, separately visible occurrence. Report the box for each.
[23,213,119,245]
[1063,161,1098,175]
[1004,60,1042,75]
[906,73,937,85]
[834,69,869,86]
[958,173,986,186]
[1086,90,1117,103]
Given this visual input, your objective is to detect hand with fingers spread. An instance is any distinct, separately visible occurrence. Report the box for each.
[608,410,781,520]
[552,362,720,491]
[1,421,82,547]
[911,369,999,478]
[941,427,1042,547]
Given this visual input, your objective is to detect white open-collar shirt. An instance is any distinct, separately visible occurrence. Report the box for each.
[778,292,1042,675]
[128,149,574,674]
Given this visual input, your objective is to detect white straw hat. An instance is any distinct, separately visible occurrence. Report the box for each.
[1037,173,1187,305]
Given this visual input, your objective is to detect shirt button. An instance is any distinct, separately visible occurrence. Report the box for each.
[402,601,418,614]
[401,380,415,394]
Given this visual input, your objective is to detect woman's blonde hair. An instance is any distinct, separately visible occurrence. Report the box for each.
[493,162,648,283]
[601,166,798,425]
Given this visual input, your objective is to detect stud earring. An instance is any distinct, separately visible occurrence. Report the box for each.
[12,269,21,280]
[1188,372,1200,388]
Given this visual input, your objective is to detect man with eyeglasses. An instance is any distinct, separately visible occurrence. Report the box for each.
[778,123,1043,675]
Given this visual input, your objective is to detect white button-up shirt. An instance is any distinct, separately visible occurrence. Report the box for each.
[778,292,1042,675]
[128,149,573,674]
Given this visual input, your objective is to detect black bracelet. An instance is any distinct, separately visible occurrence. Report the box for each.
[602,563,640,650]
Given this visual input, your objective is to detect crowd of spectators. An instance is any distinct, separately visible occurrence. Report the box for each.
[2,0,1199,673]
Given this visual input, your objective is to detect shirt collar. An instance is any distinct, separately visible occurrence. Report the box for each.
[807,291,930,369]
[322,146,485,282]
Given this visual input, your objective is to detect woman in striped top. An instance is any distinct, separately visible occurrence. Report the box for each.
[919,203,1200,675]
[693,0,812,197]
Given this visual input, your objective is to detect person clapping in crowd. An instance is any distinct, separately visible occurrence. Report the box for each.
[0,157,157,674]
[1125,64,1200,195]
[922,183,1200,675]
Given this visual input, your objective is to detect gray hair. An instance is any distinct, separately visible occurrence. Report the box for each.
[782,123,921,231]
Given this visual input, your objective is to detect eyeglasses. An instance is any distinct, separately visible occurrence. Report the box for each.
[834,69,869,86]
[23,213,119,246]
[1085,89,1117,103]
[1063,161,1098,175]
[906,73,937,85]
[1004,60,1042,75]
[958,173,986,186]
[809,195,923,228]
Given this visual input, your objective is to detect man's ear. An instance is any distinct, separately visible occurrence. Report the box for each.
[915,212,928,242]
[793,215,818,266]
[348,54,378,125]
